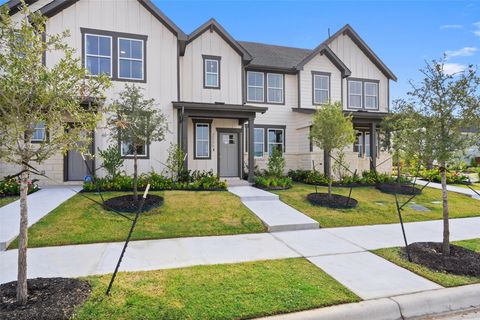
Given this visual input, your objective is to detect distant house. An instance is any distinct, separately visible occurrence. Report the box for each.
[1,0,397,185]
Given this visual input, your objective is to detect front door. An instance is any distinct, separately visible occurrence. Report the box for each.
[219,132,239,177]
[65,128,94,181]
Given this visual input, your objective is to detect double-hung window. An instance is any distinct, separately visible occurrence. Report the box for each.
[118,38,144,80]
[121,141,147,157]
[247,71,264,102]
[268,129,284,156]
[31,122,46,142]
[267,73,283,103]
[195,122,210,158]
[254,128,264,158]
[313,73,330,104]
[348,80,363,109]
[203,56,220,88]
[85,34,112,76]
[364,82,378,109]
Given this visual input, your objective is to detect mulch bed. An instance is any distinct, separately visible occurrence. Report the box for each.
[254,185,291,191]
[0,278,91,320]
[103,194,164,213]
[403,242,480,277]
[376,183,422,195]
[307,192,358,209]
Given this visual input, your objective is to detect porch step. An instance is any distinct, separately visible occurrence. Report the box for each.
[228,186,279,201]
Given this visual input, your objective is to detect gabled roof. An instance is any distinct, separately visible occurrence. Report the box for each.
[186,18,252,62]
[7,0,187,40]
[296,44,351,78]
[319,24,397,81]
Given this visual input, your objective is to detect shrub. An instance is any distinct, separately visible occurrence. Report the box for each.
[165,143,186,180]
[0,177,40,197]
[98,145,124,179]
[267,148,286,178]
[420,169,469,184]
[287,169,407,186]
[255,176,293,189]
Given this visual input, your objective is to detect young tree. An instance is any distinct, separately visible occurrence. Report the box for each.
[109,84,168,201]
[398,58,480,255]
[0,4,109,304]
[310,102,356,197]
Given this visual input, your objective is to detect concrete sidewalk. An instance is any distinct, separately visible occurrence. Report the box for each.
[416,179,480,200]
[0,186,81,250]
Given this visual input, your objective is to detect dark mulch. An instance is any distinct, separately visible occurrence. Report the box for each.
[254,185,291,191]
[0,278,91,320]
[376,183,422,195]
[103,194,164,213]
[307,192,358,209]
[403,242,480,277]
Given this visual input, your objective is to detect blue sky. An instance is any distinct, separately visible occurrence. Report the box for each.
[3,0,480,100]
[156,0,480,100]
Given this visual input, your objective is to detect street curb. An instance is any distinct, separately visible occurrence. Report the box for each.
[257,284,480,320]
[256,298,402,320]
[391,284,480,319]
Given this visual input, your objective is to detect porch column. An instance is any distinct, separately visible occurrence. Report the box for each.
[370,122,377,171]
[248,116,255,183]
[181,112,189,170]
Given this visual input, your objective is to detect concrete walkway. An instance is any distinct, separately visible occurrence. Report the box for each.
[2,216,480,300]
[416,179,480,200]
[0,186,81,250]
[228,186,319,231]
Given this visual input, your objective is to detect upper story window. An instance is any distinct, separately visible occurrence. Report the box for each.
[348,79,379,110]
[203,55,221,89]
[118,38,144,81]
[267,73,283,103]
[85,34,112,76]
[31,122,46,142]
[81,28,147,83]
[313,72,330,105]
[247,71,284,104]
[247,71,264,102]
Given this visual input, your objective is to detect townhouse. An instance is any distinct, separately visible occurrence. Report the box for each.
[1,0,397,185]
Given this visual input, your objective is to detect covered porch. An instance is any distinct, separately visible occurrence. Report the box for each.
[173,102,267,182]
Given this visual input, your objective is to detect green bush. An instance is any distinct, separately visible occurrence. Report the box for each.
[254,176,293,189]
[0,177,40,197]
[287,169,407,186]
[267,148,286,178]
[420,169,469,184]
[98,145,124,179]
[83,170,227,192]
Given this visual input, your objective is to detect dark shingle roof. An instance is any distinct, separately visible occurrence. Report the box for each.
[238,41,311,71]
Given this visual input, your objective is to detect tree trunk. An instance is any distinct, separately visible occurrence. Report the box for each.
[327,150,332,198]
[440,165,450,256]
[133,150,138,202]
[17,163,29,305]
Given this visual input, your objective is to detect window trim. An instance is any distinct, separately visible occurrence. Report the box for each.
[347,78,380,110]
[81,28,147,83]
[312,71,331,105]
[193,119,212,160]
[31,122,48,143]
[84,33,113,78]
[202,55,221,89]
[364,82,379,110]
[347,80,363,109]
[244,124,286,154]
[266,73,284,104]
[246,70,285,105]
[267,128,285,156]
[253,127,265,159]
[117,37,145,81]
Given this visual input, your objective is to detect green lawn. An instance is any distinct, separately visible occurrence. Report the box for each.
[73,259,359,320]
[9,191,266,249]
[373,239,480,287]
[0,196,17,208]
[272,183,480,228]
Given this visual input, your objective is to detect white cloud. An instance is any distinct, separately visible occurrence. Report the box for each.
[445,47,478,58]
[474,21,480,36]
[443,63,466,75]
[440,24,463,30]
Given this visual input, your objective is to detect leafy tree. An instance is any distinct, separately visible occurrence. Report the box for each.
[310,102,356,197]
[267,148,286,178]
[394,58,480,255]
[109,84,168,201]
[98,145,124,179]
[0,3,109,304]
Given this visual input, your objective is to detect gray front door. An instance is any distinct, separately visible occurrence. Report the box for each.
[65,128,94,181]
[219,132,239,177]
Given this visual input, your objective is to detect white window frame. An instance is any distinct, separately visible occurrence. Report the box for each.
[348,80,363,109]
[204,59,219,88]
[266,73,283,104]
[31,122,46,142]
[118,37,144,81]
[364,82,378,110]
[313,74,330,105]
[84,33,112,77]
[120,141,147,157]
[254,128,264,158]
[195,123,210,158]
[268,128,284,156]
[247,71,264,102]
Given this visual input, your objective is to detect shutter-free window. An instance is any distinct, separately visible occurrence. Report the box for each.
[267,73,283,103]
[313,74,330,104]
[195,123,210,158]
[254,128,264,158]
[364,82,378,109]
[205,59,220,88]
[31,122,46,142]
[268,129,284,156]
[85,34,112,76]
[348,81,363,108]
[247,71,264,102]
[118,38,144,80]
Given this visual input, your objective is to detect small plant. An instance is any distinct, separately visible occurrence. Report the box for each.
[165,143,186,180]
[98,145,124,179]
[332,150,348,181]
[267,148,285,178]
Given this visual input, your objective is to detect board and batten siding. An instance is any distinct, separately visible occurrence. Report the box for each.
[180,30,243,105]
[299,53,343,109]
[327,34,389,112]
